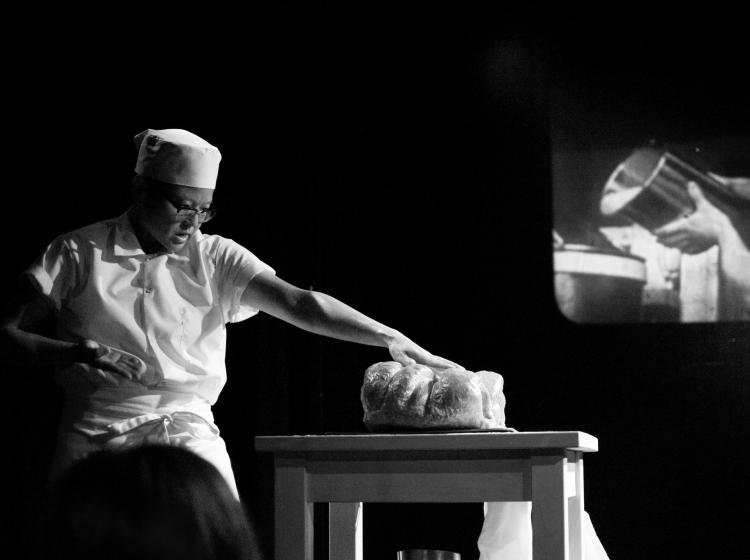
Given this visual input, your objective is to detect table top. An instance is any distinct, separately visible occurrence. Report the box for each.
[254,430,598,453]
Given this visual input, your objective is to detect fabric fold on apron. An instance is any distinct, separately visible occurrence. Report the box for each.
[52,391,239,499]
[105,410,220,448]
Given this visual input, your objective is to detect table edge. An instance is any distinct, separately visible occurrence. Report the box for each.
[254,431,598,453]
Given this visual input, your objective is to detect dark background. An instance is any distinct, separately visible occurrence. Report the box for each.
[4,3,750,559]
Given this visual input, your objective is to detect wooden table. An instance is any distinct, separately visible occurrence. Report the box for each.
[255,431,598,560]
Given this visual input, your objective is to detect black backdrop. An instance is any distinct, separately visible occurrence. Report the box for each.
[4,3,750,559]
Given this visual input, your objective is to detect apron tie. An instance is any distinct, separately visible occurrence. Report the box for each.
[105,411,219,448]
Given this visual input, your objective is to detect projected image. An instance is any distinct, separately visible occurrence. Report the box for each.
[553,137,750,324]
[547,19,750,325]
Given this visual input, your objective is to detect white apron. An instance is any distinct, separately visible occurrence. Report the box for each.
[50,390,239,498]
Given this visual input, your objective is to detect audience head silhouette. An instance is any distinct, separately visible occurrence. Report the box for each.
[43,444,262,560]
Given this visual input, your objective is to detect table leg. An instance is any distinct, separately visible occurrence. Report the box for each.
[567,452,584,560]
[531,454,568,560]
[329,502,363,560]
[275,458,314,560]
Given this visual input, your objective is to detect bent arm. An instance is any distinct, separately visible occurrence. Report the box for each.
[0,282,81,368]
[241,271,458,368]
[0,280,139,378]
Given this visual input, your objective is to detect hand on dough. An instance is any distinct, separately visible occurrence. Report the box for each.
[387,335,460,370]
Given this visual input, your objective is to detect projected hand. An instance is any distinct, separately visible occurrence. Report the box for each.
[654,182,728,254]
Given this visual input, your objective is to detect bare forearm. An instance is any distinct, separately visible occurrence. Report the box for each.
[243,273,458,368]
[0,326,80,368]
[291,291,403,347]
[717,220,750,315]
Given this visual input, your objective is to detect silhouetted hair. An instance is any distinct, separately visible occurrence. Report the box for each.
[42,444,262,560]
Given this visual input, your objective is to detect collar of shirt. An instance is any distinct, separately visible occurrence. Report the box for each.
[112,209,198,262]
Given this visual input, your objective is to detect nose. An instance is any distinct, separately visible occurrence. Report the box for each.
[180,214,202,228]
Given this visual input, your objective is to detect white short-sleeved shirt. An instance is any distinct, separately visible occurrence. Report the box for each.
[26,210,274,434]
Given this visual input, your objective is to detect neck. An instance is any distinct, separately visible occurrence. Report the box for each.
[127,206,166,254]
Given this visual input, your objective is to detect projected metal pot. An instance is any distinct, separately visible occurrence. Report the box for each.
[600,147,745,231]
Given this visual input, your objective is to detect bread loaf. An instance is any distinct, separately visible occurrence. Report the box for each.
[360,361,506,431]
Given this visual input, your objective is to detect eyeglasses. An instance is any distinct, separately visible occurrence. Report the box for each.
[154,190,218,223]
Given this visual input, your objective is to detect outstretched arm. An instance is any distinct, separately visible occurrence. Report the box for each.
[241,271,459,369]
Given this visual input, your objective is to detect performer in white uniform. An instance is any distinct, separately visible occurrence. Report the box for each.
[2,128,611,558]
[1,128,457,497]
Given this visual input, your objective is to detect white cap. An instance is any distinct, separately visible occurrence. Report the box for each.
[133,128,222,189]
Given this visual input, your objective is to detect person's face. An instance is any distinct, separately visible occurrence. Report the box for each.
[137,184,215,253]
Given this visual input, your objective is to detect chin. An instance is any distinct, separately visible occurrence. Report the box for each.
[166,233,192,252]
